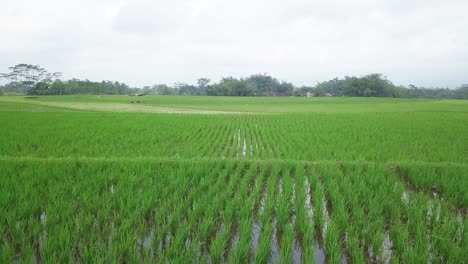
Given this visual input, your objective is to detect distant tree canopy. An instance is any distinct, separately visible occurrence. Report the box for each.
[129,74,295,97]
[0,64,466,99]
[314,74,467,99]
[0,64,61,94]
[316,74,402,97]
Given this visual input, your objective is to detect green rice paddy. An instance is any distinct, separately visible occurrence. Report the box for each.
[0,95,467,263]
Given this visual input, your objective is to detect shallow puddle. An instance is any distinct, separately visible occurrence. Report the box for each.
[322,198,330,240]
[251,220,261,256]
[259,191,267,215]
[40,211,47,226]
[401,191,409,204]
[270,219,280,263]
[39,211,47,247]
[230,227,240,253]
[138,228,155,259]
[367,245,376,263]
[314,245,326,263]
[243,137,247,157]
[381,232,393,264]
[305,178,314,219]
[236,130,240,157]
[293,240,302,264]
[340,254,348,264]
[427,200,433,221]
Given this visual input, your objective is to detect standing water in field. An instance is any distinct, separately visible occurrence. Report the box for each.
[381,232,393,264]
[305,178,314,219]
[402,191,409,204]
[291,179,303,264]
[270,218,281,263]
[243,137,247,157]
[314,190,330,264]
[138,228,155,259]
[270,179,282,263]
[251,220,261,260]
[40,211,47,244]
[236,130,241,157]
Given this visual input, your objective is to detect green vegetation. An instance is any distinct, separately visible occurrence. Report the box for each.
[2,64,467,99]
[0,95,467,263]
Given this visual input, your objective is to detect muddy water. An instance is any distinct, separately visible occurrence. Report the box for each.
[315,245,326,263]
[138,228,155,259]
[381,232,393,264]
[107,221,115,246]
[322,197,330,240]
[243,137,247,157]
[367,245,375,262]
[270,219,281,263]
[427,200,434,221]
[39,211,47,246]
[251,220,261,258]
[305,179,314,219]
[401,191,409,204]
[236,130,240,157]
[259,190,267,215]
[229,227,240,254]
[291,179,303,264]
[340,231,350,264]
[270,179,282,263]
[293,240,302,264]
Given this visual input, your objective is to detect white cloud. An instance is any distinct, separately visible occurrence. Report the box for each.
[1,0,467,87]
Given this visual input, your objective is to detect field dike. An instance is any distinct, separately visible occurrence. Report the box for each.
[2,99,252,114]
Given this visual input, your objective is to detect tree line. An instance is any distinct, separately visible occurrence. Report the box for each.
[1,64,467,99]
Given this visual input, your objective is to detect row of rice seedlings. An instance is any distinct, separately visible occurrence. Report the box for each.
[294,164,316,263]
[254,163,280,263]
[278,165,298,263]
[398,185,466,263]
[315,166,344,264]
[199,162,247,262]
[171,162,237,262]
[337,163,401,263]
[158,162,227,261]
[255,118,279,159]
[201,118,239,158]
[2,111,467,163]
[396,164,467,214]
[104,163,197,262]
[209,162,253,262]
[309,169,326,245]
[1,158,465,262]
[251,117,267,159]
[0,161,234,262]
[182,161,238,262]
[336,162,467,263]
[154,164,203,258]
[0,161,170,262]
[226,163,259,262]
[249,162,270,261]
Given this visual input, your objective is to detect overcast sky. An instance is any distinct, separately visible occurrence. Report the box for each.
[1,0,467,88]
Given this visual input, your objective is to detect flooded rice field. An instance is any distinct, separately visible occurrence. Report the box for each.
[3,160,465,263]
